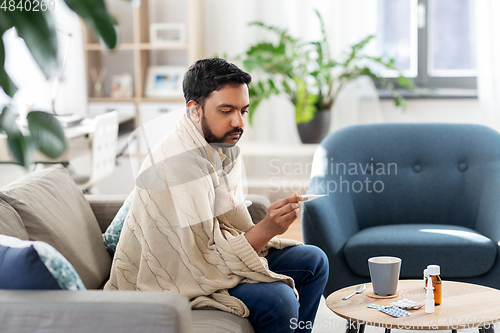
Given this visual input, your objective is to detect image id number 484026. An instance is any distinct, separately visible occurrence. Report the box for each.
[1,0,55,11]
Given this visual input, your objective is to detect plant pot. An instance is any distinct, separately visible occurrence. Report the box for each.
[297,109,331,144]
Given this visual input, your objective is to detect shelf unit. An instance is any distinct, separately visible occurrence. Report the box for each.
[82,0,204,125]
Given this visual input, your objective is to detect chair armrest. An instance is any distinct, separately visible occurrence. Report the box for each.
[245,194,270,224]
[475,181,500,244]
[0,290,191,333]
[302,177,365,294]
[302,192,360,254]
[85,194,128,232]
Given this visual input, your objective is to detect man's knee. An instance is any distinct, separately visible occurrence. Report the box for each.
[301,245,330,277]
[269,283,299,316]
[255,282,299,325]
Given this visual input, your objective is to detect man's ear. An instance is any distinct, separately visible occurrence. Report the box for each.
[187,100,201,122]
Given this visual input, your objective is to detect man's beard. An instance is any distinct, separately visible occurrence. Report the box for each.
[201,110,243,148]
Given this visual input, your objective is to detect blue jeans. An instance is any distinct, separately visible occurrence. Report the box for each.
[228,245,329,333]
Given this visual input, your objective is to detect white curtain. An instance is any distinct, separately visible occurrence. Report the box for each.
[331,76,384,131]
[203,0,384,143]
[475,0,500,130]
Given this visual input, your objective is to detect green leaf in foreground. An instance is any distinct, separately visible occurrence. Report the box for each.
[65,0,117,49]
[1,106,33,167]
[0,36,17,97]
[7,132,33,167]
[27,111,67,159]
[0,106,19,136]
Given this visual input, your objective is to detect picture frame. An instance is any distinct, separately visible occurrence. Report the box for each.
[110,72,133,99]
[150,23,186,45]
[145,66,185,98]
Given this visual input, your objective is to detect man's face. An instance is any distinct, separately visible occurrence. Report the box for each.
[199,84,249,147]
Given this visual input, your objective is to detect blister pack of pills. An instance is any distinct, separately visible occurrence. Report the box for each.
[390,299,423,310]
[367,304,386,310]
[379,306,411,318]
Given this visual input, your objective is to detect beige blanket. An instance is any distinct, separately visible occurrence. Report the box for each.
[104,114,301,316]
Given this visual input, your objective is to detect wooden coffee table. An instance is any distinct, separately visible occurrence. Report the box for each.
[326,280,500,333]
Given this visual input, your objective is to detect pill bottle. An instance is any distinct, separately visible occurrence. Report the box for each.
[427,265,442,305]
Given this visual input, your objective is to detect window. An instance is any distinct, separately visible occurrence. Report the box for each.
[373,0,477,90]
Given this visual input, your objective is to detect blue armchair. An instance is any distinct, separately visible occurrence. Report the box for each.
[302,123,500,296]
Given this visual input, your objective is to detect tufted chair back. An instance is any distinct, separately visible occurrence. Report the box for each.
[308,123,500,231]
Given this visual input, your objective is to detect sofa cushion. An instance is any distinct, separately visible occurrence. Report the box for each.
[192,310,254,333]
[344,224,497,278]
[0,290,191,333]
[85,194,129,232]
[0,198,29,240]
[103,190,133,256]
[0,234,86,290]
[0,166,111,289]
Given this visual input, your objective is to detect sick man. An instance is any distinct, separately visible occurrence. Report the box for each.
[105,58,328,333]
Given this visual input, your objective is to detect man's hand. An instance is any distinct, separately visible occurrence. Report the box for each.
[244,193,302,253]
[260,193,302,236]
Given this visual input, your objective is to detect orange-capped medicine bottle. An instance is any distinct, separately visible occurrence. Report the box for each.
[427,265,442,305]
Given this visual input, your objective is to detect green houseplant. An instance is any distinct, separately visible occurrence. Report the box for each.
[0,0,124,167]
[240,9,413,143]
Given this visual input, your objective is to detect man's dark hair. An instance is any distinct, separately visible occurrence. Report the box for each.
[183,58,252,112]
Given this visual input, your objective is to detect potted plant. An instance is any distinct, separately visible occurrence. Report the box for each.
[0,0,125,166]
[240,9,413,143]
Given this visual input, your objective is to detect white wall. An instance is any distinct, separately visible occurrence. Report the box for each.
[381,98,486,125]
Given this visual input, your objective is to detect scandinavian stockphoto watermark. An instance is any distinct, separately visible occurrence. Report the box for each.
[269,158,398,194]
[130,108,398,227]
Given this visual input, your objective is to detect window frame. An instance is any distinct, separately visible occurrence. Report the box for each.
[416,0,477,89]
[375,0,477,93]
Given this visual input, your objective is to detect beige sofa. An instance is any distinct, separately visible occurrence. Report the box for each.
[0,166,267,333]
